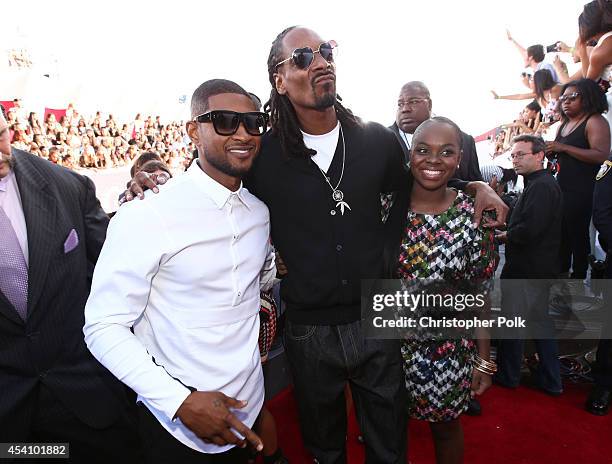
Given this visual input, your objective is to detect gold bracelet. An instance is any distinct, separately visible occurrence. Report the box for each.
[473,360,497,373]
[474,364,496,375]
[473,355,498,374]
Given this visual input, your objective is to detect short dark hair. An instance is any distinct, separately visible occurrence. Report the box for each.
[559,78,608,119]
[512,134,546,154]
[526,100,542,113]
[130,151,161,177]
[526,45,545,62]
[190,79,253,119]
[249,92,262,111]
[413,116,464,151]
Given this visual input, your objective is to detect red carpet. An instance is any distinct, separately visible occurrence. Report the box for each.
[267,383,612,463]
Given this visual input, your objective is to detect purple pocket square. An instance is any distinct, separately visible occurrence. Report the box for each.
[64,229,79,253]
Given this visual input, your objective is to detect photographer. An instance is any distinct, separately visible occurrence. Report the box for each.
[495,135,563,396]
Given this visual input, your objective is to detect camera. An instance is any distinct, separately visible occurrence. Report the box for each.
[546,43,560,53]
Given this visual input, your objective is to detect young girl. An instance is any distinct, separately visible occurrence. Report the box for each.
[385,117,499,463]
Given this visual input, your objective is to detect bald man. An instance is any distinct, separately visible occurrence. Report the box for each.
[390,81,483,182]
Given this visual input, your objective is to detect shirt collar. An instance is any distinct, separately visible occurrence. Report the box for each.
[0,170,13,192]
[524,168,547,186]
[187,160,251,210]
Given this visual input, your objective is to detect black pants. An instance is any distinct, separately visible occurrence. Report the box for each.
[561,191,593,279]
[283,319,407,464]
[595,267,612,388]
[137,402,250,464]
[3,383,142,464]
[496,280,562,393]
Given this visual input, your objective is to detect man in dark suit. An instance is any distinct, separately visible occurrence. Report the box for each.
[0,108,140,461]
[390,81,483,182]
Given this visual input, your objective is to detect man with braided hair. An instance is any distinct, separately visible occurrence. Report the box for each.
[125,27,507,463]
[248,26,507,463]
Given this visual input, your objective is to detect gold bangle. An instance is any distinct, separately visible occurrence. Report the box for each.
[474,365,496,375]
[473,360,497,373]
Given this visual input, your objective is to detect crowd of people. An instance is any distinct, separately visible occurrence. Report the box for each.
[4,98,193,172]
[1,2,612,464]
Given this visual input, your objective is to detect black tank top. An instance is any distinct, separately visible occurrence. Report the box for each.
[555,117,599,195]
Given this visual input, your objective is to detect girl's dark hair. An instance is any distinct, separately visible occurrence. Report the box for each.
[533,69,556,101]
[265,26,361,158]
[558,78,608,120]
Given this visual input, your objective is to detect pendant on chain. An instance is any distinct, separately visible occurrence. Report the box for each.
[332,189,344,202]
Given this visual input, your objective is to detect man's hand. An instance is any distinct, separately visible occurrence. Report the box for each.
[275,252,288,277]
[490,90,500,100]
[556,41,571,53]
[175,391,263,451]
[468,181,509,228]
[506,29,513,41]
[120,171,169,203]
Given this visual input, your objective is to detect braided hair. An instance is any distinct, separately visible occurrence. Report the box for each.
[265,26,361,159]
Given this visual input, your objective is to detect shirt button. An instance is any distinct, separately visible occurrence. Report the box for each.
[330,210,336,216]
[336,244,343,252]
[238,291,242,297]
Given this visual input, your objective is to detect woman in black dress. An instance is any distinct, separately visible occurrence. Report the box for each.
[545,79,610,278]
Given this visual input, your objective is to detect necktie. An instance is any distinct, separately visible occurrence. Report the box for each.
[0,206,28,319]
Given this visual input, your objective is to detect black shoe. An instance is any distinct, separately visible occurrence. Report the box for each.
[465,398,482,416]
[586,385,612,416]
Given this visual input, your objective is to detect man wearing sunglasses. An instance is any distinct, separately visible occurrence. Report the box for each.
[84,79,278,463]
[247,27,507,464]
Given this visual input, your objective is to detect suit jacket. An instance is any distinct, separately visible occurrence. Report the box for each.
[388,122,484,182]
[0,149,127,431]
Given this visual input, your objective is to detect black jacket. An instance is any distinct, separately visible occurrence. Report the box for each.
[501,169,563,278]
[0,149,130,433]
[247,122,410,325]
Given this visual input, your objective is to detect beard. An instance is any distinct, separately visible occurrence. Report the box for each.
[311,81,337,110]
[202,150,252,178]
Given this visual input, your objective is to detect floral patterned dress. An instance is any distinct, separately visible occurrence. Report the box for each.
[396,190,498,422]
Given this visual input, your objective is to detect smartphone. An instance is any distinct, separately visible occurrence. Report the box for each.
[546,43,559,53]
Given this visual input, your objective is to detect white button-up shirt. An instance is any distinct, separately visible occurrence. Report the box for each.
[84,161,276,454]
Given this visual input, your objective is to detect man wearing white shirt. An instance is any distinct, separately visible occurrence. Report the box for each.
[84,79,275,463]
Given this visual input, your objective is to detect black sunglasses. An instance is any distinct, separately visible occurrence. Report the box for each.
[275,40,338,70]
[194,110,269,136]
